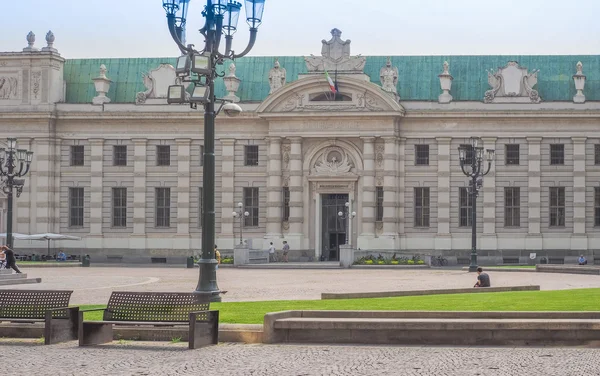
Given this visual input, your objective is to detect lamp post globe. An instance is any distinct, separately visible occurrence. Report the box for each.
[162,0,266,301]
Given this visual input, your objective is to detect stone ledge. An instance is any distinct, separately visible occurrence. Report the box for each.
[536,265,600,275]
[350,265,429,270]
[321,285,539,299]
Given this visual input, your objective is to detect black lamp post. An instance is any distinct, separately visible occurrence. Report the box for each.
[0,138,33,249]
[337,202,356,245]
[162,0,266,301]
[232,202,249,246]
[458,137,494,272]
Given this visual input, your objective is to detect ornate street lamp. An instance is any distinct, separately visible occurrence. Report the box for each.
[162,0,266,301]
[458,137,494,272]
[338,202,356,245]
[0,138,34,249]
[232,202,249,246]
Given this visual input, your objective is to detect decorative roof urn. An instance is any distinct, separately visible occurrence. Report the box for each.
[92,64,112,105]
[573,61,586,104]
[223,63,241,103]
[438,61,453,104]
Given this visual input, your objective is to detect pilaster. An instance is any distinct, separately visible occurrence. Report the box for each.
[176,138,191,237]
[436,138,451,235]
[526,137,542,247]
[360,137,376,242]
[220,139,236,243]
[15,137,32,235]
[265,137,283,238]
[288,137,304,240]
[397,138,406,236]
[32,138,54,233]
[481,137,498,249]
[572,137,587,236]
[89,139,104,236]
[382,136,398,240]
[132,138,147,238]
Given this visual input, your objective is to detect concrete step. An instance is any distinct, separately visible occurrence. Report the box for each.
[240,262,342,270]
[0,277,41,286]
[0,269,13,275]
[0,273,28,280]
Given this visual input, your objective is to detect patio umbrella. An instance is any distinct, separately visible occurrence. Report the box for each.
[0,233,31,241]
[18,233,82,256]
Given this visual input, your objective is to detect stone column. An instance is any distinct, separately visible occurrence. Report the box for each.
[397,138,406,236]
[132,139,147,242]
[288,137,304,241]
[382,137,398,243]
[526,137,542,250]
[572,137,587,248]
[89,139,104,236]
[359,137,376,243]
[176,139,191,241]
[481,137,497,249]
[436,138,451,249]
[220,139,236,247]
[265,137,282,239]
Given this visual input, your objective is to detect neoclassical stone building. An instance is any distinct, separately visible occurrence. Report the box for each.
[1,29,600,264]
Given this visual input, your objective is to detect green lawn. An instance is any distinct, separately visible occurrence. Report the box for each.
[79,288,600,324]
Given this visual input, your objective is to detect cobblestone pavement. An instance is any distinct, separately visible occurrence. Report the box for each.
[2,340,599,376]
[2,267,600,304]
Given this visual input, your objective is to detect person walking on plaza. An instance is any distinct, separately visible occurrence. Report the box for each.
[214,245,221,270]
[282,241,290,263]
[268,242,276,262]
[1,245,22,274]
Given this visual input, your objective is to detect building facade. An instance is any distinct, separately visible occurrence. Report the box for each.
[1,29,600,264]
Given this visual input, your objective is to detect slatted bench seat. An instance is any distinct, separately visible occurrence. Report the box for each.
[78,291,219,349]
[0,289,78,345]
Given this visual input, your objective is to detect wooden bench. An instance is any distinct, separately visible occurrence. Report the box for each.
[0,290,78,345]
[78,291,219,349]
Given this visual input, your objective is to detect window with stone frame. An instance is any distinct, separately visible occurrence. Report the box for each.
[199,187,204,228]
[68,187,84,227]
[549,187,565,227]
[375,187,384,222]
[505,144,520,165]
[595,187,600,227]
[595,144,600,165]
[550,144,564,165]
[414,187,430,227]
[459,187,473,227]
[243,187,259,227]
[112,187,127,227]
[504,187,520,227]
[459,144,474,165]
[414,144,430,166]
[282,187,290,222]
[113,145,127,166]
[70,145,84,166]
[244,145,259,166]
[156,145,171,166]
[155,187,171,227]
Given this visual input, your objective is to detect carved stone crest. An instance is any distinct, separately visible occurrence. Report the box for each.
[484,61,540,103]
[31,71,41,99]
[375,145,385,168]
[136,64,189,104]
[281,144,291,170]
[304,28,366,73]
[312,147,355,176]
[269,58,286,94]
[0,76,19,99]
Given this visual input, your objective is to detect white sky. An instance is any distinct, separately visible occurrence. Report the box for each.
[3,0,600,58]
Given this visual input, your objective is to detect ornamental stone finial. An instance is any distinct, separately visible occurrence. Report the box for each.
[223,63,241,103]
[42,30,58,53]
[23,31,38,52]
[573,61,586,104]
[438,61,453,104]
[92,64,112,105]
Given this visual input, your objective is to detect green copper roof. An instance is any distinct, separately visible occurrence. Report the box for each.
[64,55,600,104]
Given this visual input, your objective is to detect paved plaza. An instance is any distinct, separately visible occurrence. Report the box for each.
[1,266,600,304]
[2,340,599,376]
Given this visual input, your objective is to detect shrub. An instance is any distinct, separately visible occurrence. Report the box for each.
[407,260,415,265]
[417,260,425,265]
[365,259,374,265]
[377,260,385,265]
[221,257,234,264]
[391,260,399,265]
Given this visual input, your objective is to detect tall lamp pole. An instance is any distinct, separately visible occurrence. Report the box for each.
[458,137,494,272]
[232,202,249,245]
[0,138,34,249]
[162,0,266,301]
[337,202,356,245]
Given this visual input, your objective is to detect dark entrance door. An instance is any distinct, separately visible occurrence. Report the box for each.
[321,194,349,261]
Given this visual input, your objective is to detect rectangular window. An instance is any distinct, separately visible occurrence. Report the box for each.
[68,187,84,227]
[155,187,171,227]
[200,145,204,166]
[414,145,430,166]
[244,145,259,166]
[414,187,430,227]
[550,144,564,165]
[199,187,204,228]
[282,187,290,222]
[70,145,84,166]
[549,187,565,227]
[595,144,600,165]
[243,187,259,227]
[595,187,600,227]
[505,144,520,165]
[156,145,171,166]
[375,187,384,222]
[113,145,127,166]
[459,144,474,165]
[112,187,127,227]
[504,187,520,227]
[459,187,473,227]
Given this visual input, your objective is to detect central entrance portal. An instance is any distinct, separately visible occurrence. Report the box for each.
[321,193,349,261]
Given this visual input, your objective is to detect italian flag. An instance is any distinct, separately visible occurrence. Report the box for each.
[325,71,337,93]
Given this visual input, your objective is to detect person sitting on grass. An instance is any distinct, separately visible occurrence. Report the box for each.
[578,255,588,265]
[473,267,491,288]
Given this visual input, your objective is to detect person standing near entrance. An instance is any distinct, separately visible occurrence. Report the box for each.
[268,242,276,262]
[1,245,22,274]
[282,241,290,263]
